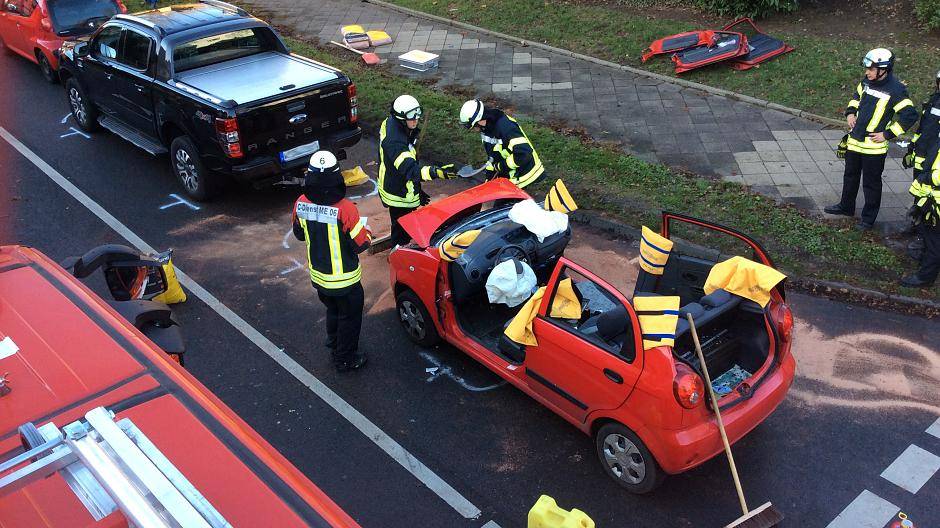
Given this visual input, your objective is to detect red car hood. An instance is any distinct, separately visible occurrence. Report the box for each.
[399,179,530,247]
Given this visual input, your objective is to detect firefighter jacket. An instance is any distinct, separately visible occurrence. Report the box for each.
[909,139,940,226]
[292,196,372,294]
[378,117,440,209]
[479,109,544,189]
[845,74,918,155]
[911,92,940,172]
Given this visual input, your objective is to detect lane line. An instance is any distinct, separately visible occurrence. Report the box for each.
[0,126,483,520]
[880,444,940,494]
[928,416,940,440]
[480,521,501,528]
[825,490,898,528]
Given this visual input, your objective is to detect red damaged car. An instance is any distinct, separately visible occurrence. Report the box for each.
[388,179,795,493]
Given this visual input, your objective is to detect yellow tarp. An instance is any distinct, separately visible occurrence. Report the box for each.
[367,30,393,46]
[504,279,581,346]
[341,166,369,186]
[704,256,786,308]
[153,257,186,304]
[634,295,679,349]
[341,24,364,35]
[639,225,673,275]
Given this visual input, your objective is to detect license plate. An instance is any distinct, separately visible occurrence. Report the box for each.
[279,140,320,163]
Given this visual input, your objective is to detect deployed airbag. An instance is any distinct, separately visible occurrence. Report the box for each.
[486,258,537,307]
[508,199,568,242]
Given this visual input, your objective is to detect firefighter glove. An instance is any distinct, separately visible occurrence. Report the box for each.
[419,189,431,206]
[902,144,915,169]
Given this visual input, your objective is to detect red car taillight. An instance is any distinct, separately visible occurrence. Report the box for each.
[770,300,793,360]
[347,83,358,125]
[673,363,704,409]
[215,117,243,159]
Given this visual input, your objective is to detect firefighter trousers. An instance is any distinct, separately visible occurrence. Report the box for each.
[316,282,365,365]
[388,205,417,246]
[915,222,940,284]
[839,150,887,225]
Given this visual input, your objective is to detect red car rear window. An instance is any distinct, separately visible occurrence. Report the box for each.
[48,0,121,37]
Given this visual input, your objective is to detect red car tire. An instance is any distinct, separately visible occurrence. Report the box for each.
[37,51,57,83]
[595,422,664,494]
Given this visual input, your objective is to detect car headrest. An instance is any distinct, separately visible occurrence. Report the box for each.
[596,307,628,341]
[679,302,706,319]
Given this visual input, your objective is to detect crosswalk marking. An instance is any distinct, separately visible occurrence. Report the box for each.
[826,490,898,528]
[880,444,940,494]
[927,417,940,440]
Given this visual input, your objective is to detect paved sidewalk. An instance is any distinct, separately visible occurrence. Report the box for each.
[244,0,912,229]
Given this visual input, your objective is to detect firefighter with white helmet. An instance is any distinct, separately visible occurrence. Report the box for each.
[378,95,457,246]
[459,99,544,189]
[825,48,918,230]
[902,69,940,259]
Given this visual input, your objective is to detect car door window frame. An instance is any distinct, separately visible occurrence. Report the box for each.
[91,23,122,61]
[538,262,641,363]
[118,26,153,72]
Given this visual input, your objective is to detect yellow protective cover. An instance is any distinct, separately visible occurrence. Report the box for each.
[704,255,786,308]
[638,225,673,275]
[543,179,578,213]
[634,295,679,350]
[367,30,393,46]
[504,279,581,346]
[342,166,369,186]
[341,24,364,35]
[440,230,481,262]
[153,257,187,304]
[528,495,595,528]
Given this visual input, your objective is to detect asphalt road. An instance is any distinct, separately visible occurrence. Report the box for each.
[1,50,938,528]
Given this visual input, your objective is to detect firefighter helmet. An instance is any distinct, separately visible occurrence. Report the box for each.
[304,150,345,204]
[459,99,485,130]
[391,95,422,121]
[862,48,894,72]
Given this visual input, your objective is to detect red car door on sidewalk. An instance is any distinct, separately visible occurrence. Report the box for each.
[524,259,644,424]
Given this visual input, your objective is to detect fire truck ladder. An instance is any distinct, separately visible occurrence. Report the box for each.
[0,406,232,528]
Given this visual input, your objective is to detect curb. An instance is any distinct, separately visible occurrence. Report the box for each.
[571,210,940,319]
[363,0,847,129]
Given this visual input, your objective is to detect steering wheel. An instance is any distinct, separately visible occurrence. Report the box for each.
[494,244,530,266]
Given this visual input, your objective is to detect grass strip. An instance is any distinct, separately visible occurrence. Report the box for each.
[381,0,940,120]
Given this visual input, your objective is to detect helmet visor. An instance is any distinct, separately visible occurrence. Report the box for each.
[403,106,422,120]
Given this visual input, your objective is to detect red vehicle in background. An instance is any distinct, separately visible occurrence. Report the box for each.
[0,245,359,527]
[388,179,795,493]
[0,0,126,82]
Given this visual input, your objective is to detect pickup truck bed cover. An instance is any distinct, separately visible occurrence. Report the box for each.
[175,52,339,105]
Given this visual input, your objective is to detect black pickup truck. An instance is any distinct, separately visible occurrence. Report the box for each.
[57,1,361,200]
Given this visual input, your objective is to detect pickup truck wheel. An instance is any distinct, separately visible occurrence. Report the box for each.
[38,53,57,83]
[66,78,98,132]
[170,136,219,201]
[595,422,664,494]
[396,289,440,347]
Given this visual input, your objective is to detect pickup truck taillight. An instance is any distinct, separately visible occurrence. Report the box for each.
[347,83,358,125]
[673,362,704,409]
[215,118,243,159]
[769,299,793,361]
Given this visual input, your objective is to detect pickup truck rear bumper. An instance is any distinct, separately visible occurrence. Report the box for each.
[224,127,363,186]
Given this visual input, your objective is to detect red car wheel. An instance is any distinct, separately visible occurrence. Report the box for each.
[395,289,440,347]
[595,422,664,494]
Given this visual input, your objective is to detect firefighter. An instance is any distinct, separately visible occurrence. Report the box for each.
[292,151,372,372]
[825,48,919,230]
[901,139,940,288]
[378,95,457,246]
[902,69,940,258]
[459,99,545,189]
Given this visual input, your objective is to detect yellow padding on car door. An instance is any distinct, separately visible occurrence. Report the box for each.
[543,179,578,213]
[439,230,481,262]
[153,256,187,305]
[638,225,673,275]
[504,279,581,346]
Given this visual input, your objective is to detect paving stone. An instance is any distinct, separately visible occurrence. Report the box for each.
[766,161,794,174]
[753,140,781,152]
[738,162,768,175]
[777,183,809,198]
[771,173,802,185]
[796,130,825,141]
[758,150,787,162]
[777,139,806,151]
[492,83,512,92]
[810,150,838,161]
[743,173,775,185]
[802,139,834,151]
[771,130,799,141]
[820,129,847,140]
[784,150,814,162]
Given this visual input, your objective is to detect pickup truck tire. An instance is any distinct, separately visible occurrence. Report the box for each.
[66,78,99,132]
[37,52,58,84]
[595,422,664,494]
[395,289,440,347]
[170,136,219,201]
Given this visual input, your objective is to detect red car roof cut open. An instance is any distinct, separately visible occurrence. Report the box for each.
[398,178,530,247]
[0,246,359,528]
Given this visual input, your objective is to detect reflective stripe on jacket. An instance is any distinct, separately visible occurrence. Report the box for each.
[912,93,940,171]
[378,117,431,208]
[480,110,544,189]
[845,75,918,155]
[292,196,372,293]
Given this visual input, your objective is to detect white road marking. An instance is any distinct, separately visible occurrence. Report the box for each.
[282,227,293,249]
[0,126,483,520]
[279,258,304,276]
[346,177,378,201]
[59,126,90,140]
[928,417,940,440]
[880,444,940,494]
[60,113,72,124]
[826,490,898,528]
[159,193,201,211]
[420,352,507,392]
[481,521,501,528]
